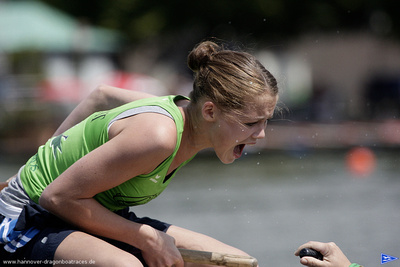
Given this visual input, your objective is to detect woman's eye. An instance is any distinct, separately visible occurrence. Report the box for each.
[245,122,258,127]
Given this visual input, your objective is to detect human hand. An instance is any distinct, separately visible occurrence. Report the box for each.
[295,241,352,267]
[141,226,184,267]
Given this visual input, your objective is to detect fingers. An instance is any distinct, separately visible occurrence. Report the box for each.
[300,256,325,267]
[141,232,184,267]
[174,257,185,267]
[294,241,333,256]
[295,241,328,267]
[142,250,184,267]
[171,252,185,267]
[163,255,184,267]
[295,241,352,267]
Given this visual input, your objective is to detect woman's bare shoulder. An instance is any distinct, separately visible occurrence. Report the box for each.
[109,112,178,154]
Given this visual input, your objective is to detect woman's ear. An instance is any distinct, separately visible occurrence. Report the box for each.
[202,101,218,122]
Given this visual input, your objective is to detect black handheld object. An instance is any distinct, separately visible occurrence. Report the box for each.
[299,248,323,261]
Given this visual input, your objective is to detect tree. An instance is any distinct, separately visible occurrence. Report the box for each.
[38,0,400,44]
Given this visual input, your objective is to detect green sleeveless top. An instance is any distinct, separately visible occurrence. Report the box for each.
[20,95,194,211]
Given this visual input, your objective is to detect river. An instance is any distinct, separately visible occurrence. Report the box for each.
[1,148,399,266]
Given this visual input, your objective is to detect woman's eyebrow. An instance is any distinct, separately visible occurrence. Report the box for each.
[253,114,273,120]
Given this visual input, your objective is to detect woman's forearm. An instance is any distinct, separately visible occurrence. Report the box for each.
[39,194,157,250]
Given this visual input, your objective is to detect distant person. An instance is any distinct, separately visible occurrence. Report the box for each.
[0,40,278,266]
[295,241,363,267]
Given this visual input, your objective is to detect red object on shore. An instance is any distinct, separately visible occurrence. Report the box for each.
[346,147,376,177]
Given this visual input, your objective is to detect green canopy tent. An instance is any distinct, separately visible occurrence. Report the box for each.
[0,1,121,53]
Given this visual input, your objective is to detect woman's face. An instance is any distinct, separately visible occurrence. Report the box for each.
[210,94,278,164]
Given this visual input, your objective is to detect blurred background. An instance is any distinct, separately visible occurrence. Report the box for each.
[0,0,399,266]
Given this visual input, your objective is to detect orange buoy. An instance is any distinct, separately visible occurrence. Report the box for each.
[346,147,376,177]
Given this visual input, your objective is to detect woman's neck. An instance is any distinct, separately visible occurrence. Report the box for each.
[178,105,211,158]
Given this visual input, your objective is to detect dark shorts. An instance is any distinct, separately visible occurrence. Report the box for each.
[1,207,170,266]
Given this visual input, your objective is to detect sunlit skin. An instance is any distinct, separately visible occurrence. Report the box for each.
[0,84,275,266]
[209,94,278,164]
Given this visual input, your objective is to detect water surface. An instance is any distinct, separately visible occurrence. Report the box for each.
[1,149,399,266]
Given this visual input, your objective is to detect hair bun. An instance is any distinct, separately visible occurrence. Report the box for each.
[187,41,221,72]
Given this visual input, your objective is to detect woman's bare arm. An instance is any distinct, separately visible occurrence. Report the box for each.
[2,85,156,186]
[53,84,155,136]
[39,113,181,266]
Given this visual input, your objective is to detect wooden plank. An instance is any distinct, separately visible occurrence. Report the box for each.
[179,248,258,267]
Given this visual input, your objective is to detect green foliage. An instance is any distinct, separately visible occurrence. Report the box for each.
[38,0,400,43]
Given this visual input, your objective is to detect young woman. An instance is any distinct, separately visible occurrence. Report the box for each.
[0,40,278,266]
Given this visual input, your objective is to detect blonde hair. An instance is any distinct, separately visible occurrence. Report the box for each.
[187,40,278,122]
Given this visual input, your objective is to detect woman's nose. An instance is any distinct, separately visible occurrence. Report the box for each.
[252,126,266,139]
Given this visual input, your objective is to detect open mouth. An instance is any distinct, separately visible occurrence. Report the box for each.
[233,144,245,159]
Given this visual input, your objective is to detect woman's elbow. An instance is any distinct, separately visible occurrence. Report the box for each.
[39,188,62,212]
[88,84,111,109]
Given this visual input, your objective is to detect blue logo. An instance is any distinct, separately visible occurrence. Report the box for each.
[381,253,399,264]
